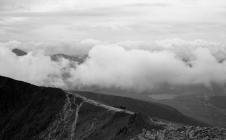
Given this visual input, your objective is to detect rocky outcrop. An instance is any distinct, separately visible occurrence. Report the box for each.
[131,126,226,140]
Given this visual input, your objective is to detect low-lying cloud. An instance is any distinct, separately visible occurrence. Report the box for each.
[69,44,226,92]
[0,39,226,95]
[0,46,67,87]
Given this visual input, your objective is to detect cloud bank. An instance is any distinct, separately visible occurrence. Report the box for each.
[0,39,226,94]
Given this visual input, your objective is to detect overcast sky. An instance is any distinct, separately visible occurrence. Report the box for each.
[0,0,226,43]
[1,0,226,94]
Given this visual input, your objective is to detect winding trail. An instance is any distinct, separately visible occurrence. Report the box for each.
[70,101,84,140]
[66,91,134,115]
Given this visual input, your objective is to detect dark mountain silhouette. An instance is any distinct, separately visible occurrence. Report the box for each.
[11,48,87,65]
[0,76,225,140]
[0,76,155,140]
[12,48,27,56]
[51,54,87,64]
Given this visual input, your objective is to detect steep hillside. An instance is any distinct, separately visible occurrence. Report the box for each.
[73,91,207,126]
[0,76,225,140]
[0,76,153,140]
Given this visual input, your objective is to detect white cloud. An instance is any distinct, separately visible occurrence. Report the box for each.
[1,39,226,95]
[68,43,226,92]
[0,47,66,87]
[1,1,226,96]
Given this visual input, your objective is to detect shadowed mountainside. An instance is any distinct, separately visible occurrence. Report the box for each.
[1,76,225,140]
[73,91,207,126]
[0,76,161,140]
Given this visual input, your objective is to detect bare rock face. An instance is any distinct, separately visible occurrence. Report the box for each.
[131,126,226,140]
[0,76,225,140]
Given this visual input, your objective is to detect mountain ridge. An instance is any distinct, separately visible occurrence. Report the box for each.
[72,90,208,126]
[0,75,225,140]
[0,75,158,140]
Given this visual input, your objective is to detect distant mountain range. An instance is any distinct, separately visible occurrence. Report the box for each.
[12,48,27,56]
[51,53,87,64]
[0,76,226,140]
[11,48,87,64]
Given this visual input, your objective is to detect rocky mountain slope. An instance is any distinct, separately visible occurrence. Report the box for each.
[0,76,153,140]
[73,91,207,127]
[0,76,225,140]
